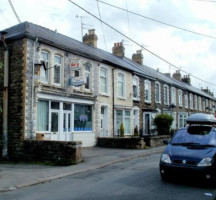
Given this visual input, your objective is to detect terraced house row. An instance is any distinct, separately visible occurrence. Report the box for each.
[0,22,215,153]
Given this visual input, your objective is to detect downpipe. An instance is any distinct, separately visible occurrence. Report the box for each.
[1,33,9,159]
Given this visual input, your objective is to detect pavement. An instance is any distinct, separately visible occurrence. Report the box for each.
[0,146,165,193]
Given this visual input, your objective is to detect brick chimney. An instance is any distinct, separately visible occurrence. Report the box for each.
[132,50,143,65]
[181,75,191,85]
[112,42,125,58]
[172,70,181,81]
[83,29,98,48]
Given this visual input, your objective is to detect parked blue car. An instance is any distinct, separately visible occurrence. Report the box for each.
[159,113,216,183]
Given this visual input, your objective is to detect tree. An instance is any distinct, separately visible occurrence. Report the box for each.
[153,113,173,135]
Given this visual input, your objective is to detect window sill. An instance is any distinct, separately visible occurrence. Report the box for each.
[133,98,140,102]
[100,93,110,97]
[118,96,126,100]
[145,101,151,105]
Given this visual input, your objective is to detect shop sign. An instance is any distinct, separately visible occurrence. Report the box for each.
[69,77,85,86]
[70,59,81,71]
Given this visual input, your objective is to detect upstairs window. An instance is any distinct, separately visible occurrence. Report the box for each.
[198,96,202,111]
[133,76,140,100]
[190,93,193,109]
[100,68,108,94]
[54,55,62,85]
[184,93,188,108]
[144,80,151,103]
[178,90,183,107]
[84,62,91,90]
[155,82,161,103]
[118,73,125,98]
[40,51,49,83]
[171,87,176,105]
[194,95,198,110]
[163,85,169,105]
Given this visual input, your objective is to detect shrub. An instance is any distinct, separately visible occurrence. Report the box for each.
[133,125,139,137]
[120,123,124,137]
[153,113,173,135]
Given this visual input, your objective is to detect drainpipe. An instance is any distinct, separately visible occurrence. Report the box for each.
[1,32,9,159]
[112,68,115,137]
[31,38,38,139]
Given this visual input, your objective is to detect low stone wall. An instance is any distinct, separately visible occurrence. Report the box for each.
[143,135,171,148]
[23,140,82,165]
[97,137,145,149]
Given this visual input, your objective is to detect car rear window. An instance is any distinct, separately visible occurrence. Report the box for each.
[171,126,216,146]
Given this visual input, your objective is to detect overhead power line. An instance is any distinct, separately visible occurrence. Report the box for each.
[68,0,216,87]
[97,0,216,40]
[96,0,107,50]
[8,0,21,23]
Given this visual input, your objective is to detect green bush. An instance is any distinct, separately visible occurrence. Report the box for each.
[153,113,173,135]
[133,125,139,137]
[120,123,124,137]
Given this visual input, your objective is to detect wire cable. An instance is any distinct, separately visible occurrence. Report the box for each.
[97,0,216,40]
[68,0,216,87]
[8,0,21,23]
[96,0,107,50]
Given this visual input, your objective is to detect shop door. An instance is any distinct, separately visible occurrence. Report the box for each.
[61,111,72,141]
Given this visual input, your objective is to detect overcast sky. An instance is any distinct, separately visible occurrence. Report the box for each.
[1,0,216,95]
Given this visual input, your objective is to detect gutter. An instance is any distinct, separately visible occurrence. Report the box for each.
[1,31,9,159]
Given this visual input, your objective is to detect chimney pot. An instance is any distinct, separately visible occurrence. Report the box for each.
[83,29,98,48]
[112,41,125,58]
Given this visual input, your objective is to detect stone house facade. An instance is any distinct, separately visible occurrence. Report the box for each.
[0,22,216,159]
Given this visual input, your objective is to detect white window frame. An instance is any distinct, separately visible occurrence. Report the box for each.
[133,76,140,100]
[115,109,131,135]
[178,89,183,107]
[155,81,161,104]
[190,93,193,109]
[184,93,188,108]
[163,84,169,106]
[178,112,188,128]
[53,54,62,86]
[117,72,126,99]
[144,80,151,103]
[40,50,50,83]
[84,62,92,90]
[194,95,198,110]
[171,87,176,105]
[198,96,202,111]
[100,67,109,95]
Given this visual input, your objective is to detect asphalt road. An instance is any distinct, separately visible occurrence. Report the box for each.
[0,153,216,200]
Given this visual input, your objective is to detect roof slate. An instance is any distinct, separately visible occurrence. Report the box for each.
[1,21,215,100]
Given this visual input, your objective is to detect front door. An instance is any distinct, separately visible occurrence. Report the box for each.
[144,113,150,135]
[61,111,72,141]
[100,107,108,137]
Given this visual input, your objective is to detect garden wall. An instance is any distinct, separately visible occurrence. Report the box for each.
[23,140,82,165]
[97,137,145,149]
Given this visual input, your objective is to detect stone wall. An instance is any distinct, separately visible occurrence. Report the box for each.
[144,135,171,148]
[97,137,145,149]
[0,50,4,160]
[23,140,82,165]
[7,39,26,160]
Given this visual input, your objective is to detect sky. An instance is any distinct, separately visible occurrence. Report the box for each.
[0,0,216,95]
